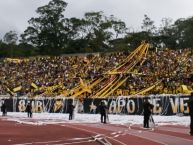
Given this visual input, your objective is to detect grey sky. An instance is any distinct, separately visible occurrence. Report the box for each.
[0,0,193,39]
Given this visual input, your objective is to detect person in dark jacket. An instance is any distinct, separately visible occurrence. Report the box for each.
[99,101,108,124]
[188,92,193,135]
[1,102,7,116]
[143,98,154,128]
[26,102,32,118]
[69,102,75,120]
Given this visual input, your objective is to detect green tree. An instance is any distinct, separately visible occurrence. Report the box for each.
[141,14,156,34]
[72,11,127,52]
[0,40,7,57]
[174,17,193,48]
[21,0,68,55]
[83,11,113,51]
[159,18,173,36]
[3,30,18,44]
[157,18,177,49]
[64,17,89,53]
[110,15,127,39]
[127,31,151,49]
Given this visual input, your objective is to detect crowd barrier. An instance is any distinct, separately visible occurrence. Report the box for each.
[0,94,191,115]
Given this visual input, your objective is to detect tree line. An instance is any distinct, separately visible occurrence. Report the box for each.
[0,0,193,57]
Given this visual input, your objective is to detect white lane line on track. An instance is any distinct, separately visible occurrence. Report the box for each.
[157,126,189,134]
[111,132,117,135]
[85,124,167,145]
[67,137,93,141]
[129,125,193,142]
[114,134,120,138]
[59,140,95,145]
[14,138,95,145]
[13,125,95,145]
[15,140,95,145]
[14,140,64,145]
[63,124,126,145]
[90,124,193,145]
[126,131,167,145]
[135,131,193,145]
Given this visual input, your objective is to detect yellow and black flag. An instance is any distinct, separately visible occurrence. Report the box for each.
[31,83,38,89]
[6,87,15,96]
[13,86,22,92]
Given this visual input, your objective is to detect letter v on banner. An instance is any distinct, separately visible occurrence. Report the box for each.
[170,97,179,114]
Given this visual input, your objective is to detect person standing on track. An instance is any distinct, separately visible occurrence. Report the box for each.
[1,101,7,116]
[26,102,32,118]
[143,98,154,128]
[99,101,108,124]
[68,101,75,120]
[188,92,193,135]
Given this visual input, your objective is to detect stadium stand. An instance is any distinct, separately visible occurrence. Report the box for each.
[0,43,192,98]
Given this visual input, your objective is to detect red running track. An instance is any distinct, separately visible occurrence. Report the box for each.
[0,117,193,145]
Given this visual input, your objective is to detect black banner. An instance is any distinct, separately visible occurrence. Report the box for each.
[0,95,191,115]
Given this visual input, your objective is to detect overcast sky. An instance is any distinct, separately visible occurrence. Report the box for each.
[0,0,193,39]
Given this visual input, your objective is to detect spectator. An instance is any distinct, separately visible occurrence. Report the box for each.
[98,101,108,123]
[0,48,192,97]
[68,101,75,120]
[188,92,193,135]
[1,101,7,116]
[26,102,32,118]
[143,98,154,128]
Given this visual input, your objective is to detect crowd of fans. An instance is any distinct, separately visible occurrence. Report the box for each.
[0,47,192,98]
[135,48,192,94]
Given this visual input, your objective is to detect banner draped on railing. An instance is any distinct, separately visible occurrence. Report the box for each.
[0,94,191,115]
